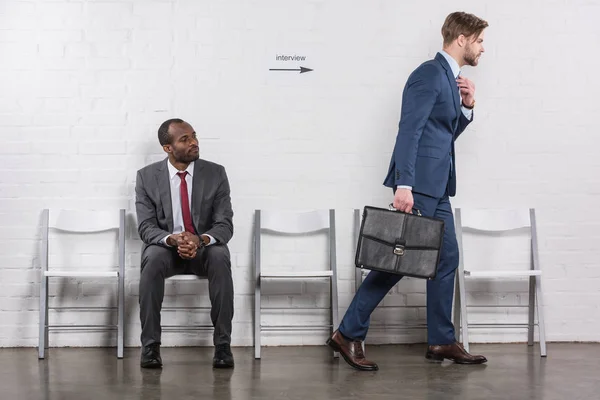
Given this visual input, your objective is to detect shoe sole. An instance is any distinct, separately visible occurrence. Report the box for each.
[425,353,444,363]
[326,339,379,371]
[213,363,234,369]
[425,353,487,365]
[140,362,163,369]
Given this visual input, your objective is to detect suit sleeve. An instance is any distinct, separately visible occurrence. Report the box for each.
[204,166,234,244]
[455,110,473,139]
[394,64,441,187]
[135,171,172,246]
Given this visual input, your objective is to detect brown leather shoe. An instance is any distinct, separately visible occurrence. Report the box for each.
[426,342,487,364]
[326,330,378,371]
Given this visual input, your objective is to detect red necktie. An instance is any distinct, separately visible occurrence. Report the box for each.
[177,171,196,234]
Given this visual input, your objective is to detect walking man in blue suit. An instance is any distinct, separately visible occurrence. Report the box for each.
[327,12,489,370]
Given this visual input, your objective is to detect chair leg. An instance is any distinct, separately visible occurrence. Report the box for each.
[527,275,535,346]
[254,276,261,359]
[458,271,469,352]
[535,274,547,357]
[117,210,125,359]
[45,298,49,350]
[330,276,339,359]
[454,209,469,350]
[453,274,461,343]
[354,268,362,293]
[38,275,48,359]
[117,274,124,359]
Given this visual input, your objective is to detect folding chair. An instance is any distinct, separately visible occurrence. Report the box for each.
[161,275,212,334]
[38,209,125,359]
[453,208,547,357]
[254,209,339,359]
[129,211,213,339]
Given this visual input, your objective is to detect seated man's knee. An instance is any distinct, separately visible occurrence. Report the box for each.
[141,245,172,278]
[205,245,230,266]
[205,246,232,280]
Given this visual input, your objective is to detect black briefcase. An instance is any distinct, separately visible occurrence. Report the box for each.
[355,205,445,280]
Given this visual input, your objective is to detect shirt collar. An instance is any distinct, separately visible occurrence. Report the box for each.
[440,50,461,79]
[167,160,195,180]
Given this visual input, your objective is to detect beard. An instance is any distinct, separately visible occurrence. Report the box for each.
[463,46,480,66]
[173,147,200,163]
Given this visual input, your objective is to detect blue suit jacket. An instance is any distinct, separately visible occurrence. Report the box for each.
[383,53,472,198]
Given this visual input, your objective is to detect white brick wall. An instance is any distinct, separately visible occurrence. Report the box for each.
[1,0,599,348]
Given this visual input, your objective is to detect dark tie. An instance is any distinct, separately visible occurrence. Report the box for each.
[177,171,196,234]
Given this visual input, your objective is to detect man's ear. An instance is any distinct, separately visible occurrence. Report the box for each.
[457,34,467,48]
[162,144,171,154]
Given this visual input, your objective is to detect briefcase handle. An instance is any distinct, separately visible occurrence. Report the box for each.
[388,203,422,217]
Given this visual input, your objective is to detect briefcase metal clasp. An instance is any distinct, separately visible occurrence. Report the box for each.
[393,244,405,256]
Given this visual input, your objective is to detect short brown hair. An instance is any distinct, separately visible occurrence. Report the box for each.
[441,12,488,45]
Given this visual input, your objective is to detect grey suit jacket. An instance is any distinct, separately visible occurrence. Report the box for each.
[135,158,234,252]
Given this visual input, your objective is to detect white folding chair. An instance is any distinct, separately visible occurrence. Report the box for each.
[38,209,125,359]
[453,208,547,357]
[254,209,339,359]
[130,210,212,336]
[161,275,212,334]
[353,209,427,335]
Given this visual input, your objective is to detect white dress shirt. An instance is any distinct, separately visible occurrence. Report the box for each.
[161,160,215,246]
[397,50,473,191]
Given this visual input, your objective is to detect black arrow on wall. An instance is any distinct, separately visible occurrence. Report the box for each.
[269,66,313,74]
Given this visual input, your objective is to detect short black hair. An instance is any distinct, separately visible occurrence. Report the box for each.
[158,118,184,146]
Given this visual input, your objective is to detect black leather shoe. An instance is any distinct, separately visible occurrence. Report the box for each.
[140,343,163,369]
[213,344,234,369]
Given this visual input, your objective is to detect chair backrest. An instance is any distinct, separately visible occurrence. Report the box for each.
[455,207,540,272]
[46,209,123,233]
[254,209,337,273]
[259,209,331,234]
[456,208,533,232]
[41,209,126,272]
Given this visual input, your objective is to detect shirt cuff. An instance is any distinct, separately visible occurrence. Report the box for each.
[204,234,216,246]
[161,234,172,247]
[397,185,412,190]
[461,106,473,120]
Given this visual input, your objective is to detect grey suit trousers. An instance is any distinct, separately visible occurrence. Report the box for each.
[139,244,234,347]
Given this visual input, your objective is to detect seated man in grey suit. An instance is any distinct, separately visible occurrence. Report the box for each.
[135,118,234,369]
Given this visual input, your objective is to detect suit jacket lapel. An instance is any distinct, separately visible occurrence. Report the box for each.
[191,160,206,230]
[156,159,174,233]
[435,53,461,133]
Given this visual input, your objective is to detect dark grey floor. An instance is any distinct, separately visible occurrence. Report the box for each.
[1,344,598,400]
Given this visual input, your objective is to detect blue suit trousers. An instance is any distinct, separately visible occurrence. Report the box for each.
[339,191,459,345]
